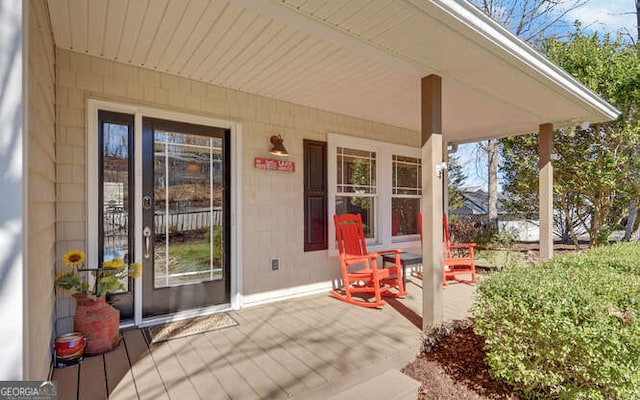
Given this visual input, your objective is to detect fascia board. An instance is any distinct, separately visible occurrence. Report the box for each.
[425,0,621,122]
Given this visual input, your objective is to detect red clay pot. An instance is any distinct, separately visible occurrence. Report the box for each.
[73,294,120,355]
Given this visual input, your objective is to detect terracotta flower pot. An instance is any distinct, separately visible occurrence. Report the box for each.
[73,294,120,355]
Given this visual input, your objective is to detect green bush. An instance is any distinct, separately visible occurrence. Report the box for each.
[472,242,640,399]
[474,227,517,250]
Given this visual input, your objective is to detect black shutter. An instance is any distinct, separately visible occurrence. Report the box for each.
[304,140,328,251]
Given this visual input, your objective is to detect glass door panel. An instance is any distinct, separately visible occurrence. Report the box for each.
[98,111,135,319]
[142,117,230,318]
[153,131,224,288]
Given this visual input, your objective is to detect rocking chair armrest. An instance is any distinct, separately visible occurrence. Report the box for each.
[342,254,376,265]
[449,243,476,249]
[374,249,403,257]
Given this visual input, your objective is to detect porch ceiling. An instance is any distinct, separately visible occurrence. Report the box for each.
[46,0,618,143]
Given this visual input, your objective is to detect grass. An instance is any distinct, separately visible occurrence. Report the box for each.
[474,249,530,271]
[169,240,217,273]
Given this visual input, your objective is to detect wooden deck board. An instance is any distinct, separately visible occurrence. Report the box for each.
[53,282,476,400]
[148,340,201,400]
[123,330,169,400]
[211,327,289,400]
[231,311,343,384]
[230,312,327,390]
[165,335,231,400]
[52,363,78,400]
[263,303,359,370]
[193,330,262,399]
[281,296,413,365]
[78,355,107,400]
[220,321,309,397]
[104,341,138,400]
[303,296,418,355]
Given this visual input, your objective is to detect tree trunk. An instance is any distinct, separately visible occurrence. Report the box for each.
[637,0,640,42]
[488,139,499,230]
[561,203,580,248]
[624,200,638,241]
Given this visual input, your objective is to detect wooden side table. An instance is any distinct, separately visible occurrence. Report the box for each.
[381,252,423,289]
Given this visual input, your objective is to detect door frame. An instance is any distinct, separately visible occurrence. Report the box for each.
[87,99,243,327]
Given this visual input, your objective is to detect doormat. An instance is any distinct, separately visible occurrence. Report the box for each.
[143,313,238,344]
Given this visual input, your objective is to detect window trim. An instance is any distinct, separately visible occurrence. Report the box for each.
[391,154,422,241]
[328,133,422,256]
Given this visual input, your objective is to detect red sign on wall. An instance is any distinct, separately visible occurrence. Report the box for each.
[254,157,295,173]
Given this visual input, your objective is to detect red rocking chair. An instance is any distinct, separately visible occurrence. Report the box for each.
[442,213,477,285]
[332,214,407,308]
[416,213,478,285]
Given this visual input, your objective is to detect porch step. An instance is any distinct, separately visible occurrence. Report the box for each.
[326,369,420,400]
[293,347,420,400]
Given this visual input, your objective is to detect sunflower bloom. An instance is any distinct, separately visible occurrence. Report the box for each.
[55,272,72,281]
[110,258,125,268]
[129,263,142,279]
[62,250,85,267]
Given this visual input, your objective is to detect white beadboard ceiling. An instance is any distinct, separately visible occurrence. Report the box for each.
[46,0,618,143]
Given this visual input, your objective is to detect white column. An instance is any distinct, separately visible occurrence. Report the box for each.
[0,0,25,380]
[421,75,444,329]
[539,123,554,260]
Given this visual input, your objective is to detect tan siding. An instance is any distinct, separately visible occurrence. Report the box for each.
[27,0,56,380]
[55,48,418,326]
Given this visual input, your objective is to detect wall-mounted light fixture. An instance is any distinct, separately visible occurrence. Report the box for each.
[435,162,447,178]
[269,135,289,156]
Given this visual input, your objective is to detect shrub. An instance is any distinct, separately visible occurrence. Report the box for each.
[448,218,483,244]
[474,226,517,250]
[473,242,640,399]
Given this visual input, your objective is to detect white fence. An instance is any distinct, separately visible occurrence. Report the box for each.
[104,208,223,245]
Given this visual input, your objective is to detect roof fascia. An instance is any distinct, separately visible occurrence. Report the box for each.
[424,0,620,122]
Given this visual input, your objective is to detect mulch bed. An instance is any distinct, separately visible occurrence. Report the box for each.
[402,321,520,400]
[402,243,587,399]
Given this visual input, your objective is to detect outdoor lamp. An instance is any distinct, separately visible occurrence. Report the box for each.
[269,135,289,156]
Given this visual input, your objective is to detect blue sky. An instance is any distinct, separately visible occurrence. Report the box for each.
[566,0,637,38]
[457,0,637,190]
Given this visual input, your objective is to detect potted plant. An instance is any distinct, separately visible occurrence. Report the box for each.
[55,250,141,355]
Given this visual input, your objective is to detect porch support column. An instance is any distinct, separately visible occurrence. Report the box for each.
[421,75,444,329]
[539,123,554,260]
[0,0,25,379]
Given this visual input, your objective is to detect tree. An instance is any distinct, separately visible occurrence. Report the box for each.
[473,0,588,43]
[447,154,467,213]
[622,1,640,240]
[501,25,640,246]
[469,0,588,234]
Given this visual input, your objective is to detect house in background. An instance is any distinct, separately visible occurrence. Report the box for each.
[451,187,542,242]
[0,0,618,381]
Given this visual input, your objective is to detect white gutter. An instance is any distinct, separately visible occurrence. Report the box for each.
[424,0,620,122]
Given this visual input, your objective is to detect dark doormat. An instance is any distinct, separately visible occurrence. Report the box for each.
[143,313,238,344]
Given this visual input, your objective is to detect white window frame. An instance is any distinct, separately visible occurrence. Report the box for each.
[328,133,421,256]
[391,154,422,241]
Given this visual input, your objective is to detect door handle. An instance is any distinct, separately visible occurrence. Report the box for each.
[143,227,152,259]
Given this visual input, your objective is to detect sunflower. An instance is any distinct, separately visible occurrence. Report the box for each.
[62,250,85,267]
[109,258,125,268]
[129,263,142,279]
[55,272,72,281]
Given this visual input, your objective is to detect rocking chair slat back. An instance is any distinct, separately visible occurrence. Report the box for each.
[335,214,368,257]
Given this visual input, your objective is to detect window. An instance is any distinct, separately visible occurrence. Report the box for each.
[328,134,421,253]
[336,147,377,238]
[392,155,421,237]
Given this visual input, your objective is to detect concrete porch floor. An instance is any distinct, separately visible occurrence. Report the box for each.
[51,273,477,400]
